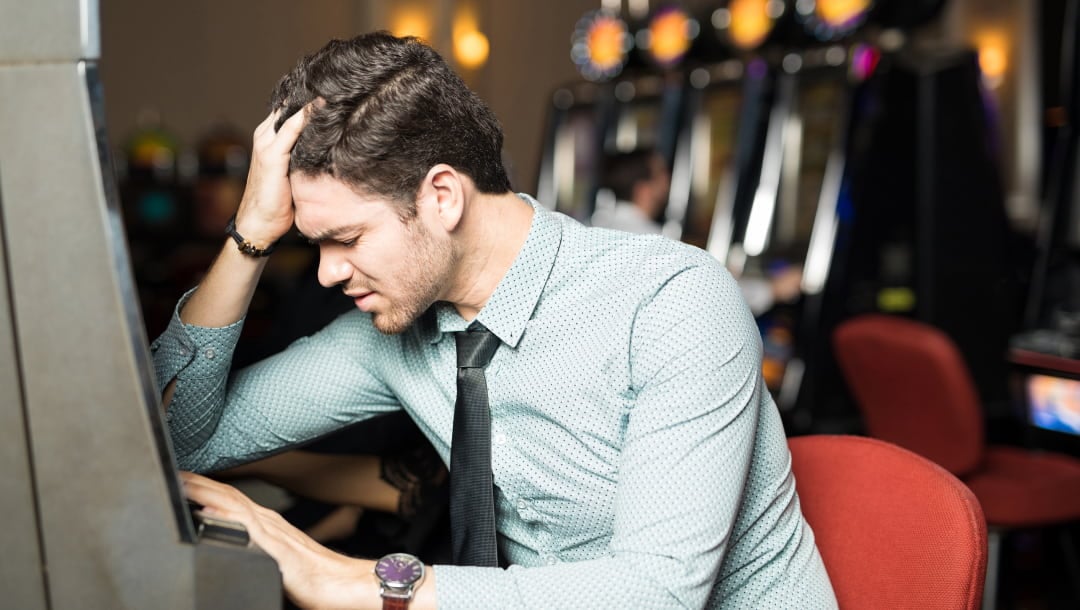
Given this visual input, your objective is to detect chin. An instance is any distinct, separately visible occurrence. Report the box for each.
[371,305,429,336]
[372,314,411,336]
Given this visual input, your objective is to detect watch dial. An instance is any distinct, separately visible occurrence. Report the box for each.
[376,553,423,586]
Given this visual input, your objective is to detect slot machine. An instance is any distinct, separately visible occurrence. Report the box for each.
[842,45,1019,419]
[782,0,1016,432]
[0,1,281,607]
[666,0,794,255]
[537,4,697,227]
[604,4,698,236]
[608,3,697,161]
[1008,0,1080,456]
[535,9,628,221]
[678,0,881,427]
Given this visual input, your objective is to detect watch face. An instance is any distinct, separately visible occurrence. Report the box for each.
[375,553,425,588]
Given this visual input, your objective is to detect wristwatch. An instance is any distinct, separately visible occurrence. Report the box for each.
[374,552,425,610]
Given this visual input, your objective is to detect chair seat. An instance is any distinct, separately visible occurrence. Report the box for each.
[964,445,1080,527]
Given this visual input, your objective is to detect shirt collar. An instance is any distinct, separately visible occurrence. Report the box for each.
[425,193,562,348]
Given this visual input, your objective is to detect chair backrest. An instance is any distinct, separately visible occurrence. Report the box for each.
[832,314,986,476]
[790,435,988,610]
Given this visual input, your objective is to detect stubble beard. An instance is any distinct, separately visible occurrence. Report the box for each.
[371,219,455,335]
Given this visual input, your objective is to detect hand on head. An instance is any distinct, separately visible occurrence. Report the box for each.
[233,103,314,249]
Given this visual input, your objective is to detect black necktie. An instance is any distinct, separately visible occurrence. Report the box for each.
[449,323,501,567]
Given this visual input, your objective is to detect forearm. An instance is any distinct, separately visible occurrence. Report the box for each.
[179,105,309,329]
[219,451,401,514]
[280,554,440,610]
[180,240,269,328]
[159,243,265,407]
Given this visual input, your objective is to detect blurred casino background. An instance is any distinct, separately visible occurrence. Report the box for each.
[95,2,1080,606]
[101,0,1072,428]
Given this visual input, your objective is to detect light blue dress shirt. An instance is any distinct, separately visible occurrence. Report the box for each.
[152,195,836,609]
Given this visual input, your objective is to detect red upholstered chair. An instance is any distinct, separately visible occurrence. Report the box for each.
[789,434,987,609]
[833,314,1080,609]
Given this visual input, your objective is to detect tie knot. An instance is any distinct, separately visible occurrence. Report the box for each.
[455,325,501,368]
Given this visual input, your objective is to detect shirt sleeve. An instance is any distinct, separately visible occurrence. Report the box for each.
[151,289,401,473]
[435,263,777,609]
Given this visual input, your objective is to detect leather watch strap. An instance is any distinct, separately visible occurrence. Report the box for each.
[382,596,411,610]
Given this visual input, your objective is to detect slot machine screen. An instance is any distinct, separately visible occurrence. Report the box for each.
[554,106,603,221]
[611,98,663,153]
[783,76,845,254]
[742,72,846,283]
[1026,373,1080,437]
[684,86,743,249]
[742,70,848,396]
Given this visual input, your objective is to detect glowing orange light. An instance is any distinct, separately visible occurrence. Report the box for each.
[390,9,431,41]
[978,46,1008,88]
[974,30,1009,89]
[588,16,628,70]
[728,0,774,50]
[979,45,1007,78]
[649,9,692,65]
[816,0,872,27]
[454,30,489,69]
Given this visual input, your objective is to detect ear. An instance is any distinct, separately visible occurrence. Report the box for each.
[418,163,465,232]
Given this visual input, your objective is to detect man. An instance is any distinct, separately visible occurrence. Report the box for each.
[162,32,836,609]
[590,148,669,235]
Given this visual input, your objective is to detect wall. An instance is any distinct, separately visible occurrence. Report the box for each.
[99,0,595,194]
[100,1,371,154]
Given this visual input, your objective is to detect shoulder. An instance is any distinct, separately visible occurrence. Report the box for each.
[556,218,734,297]
[545,215,751,336]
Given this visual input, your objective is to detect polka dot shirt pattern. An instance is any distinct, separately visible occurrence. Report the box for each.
[154,195,837,609]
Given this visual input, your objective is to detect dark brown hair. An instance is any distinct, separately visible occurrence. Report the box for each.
[602,148,662,202]
[271,32,511,216]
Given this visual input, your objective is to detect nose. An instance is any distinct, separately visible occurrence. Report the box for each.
[317,245,352,288]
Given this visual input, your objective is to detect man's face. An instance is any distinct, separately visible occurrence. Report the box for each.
[291,173,455,335]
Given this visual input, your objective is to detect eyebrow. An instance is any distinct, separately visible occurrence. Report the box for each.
[299,225,360,245]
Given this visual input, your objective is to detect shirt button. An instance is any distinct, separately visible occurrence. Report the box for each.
[517,499,528,510]
[494,432,507,445]
[204,347,216,360]
[150,341,160,352]
[164,411,173,423]
[545,555,558,565]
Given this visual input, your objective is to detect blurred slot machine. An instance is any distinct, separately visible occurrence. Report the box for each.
[604,4,698,233]
[0,1,280,607]
[777,0,1018,433]
[536,9,627,220]
[666,0,794,254]
[714,0,882,427]
[537,4,697,225]
[841,1,1021,425]
[1008,350,1080,459]
[1008,0,1080,455]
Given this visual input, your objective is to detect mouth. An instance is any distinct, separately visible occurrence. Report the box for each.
[346,290,376,311]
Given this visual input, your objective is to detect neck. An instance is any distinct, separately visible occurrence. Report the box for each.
[445,191,533,321]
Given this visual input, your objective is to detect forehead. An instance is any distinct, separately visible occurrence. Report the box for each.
[291,172,365,205]
[290,173,392,226]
